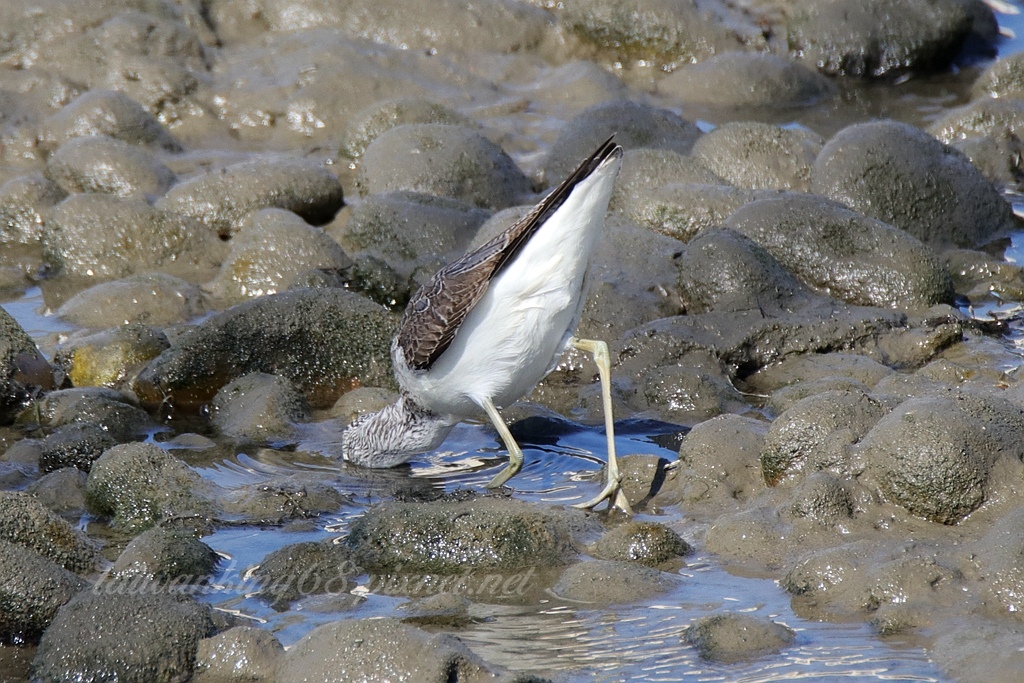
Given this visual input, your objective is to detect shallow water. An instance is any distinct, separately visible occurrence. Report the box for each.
[0,278,953,679]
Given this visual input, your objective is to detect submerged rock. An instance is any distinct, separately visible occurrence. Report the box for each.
[685,613,795,662]
[552,559,678,604]
[38,89,181,152]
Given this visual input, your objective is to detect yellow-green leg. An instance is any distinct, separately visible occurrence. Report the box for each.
[569,337,632,514]
[483,396,524,488]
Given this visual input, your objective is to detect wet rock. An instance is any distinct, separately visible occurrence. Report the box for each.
[0,491,97,573]
[785,0,986,78]
[660,413,768,508]
[109,527,218,585]
[613,454,677,508]
[0,539,87,644]
[26,468,88,515]
[194,626,283,682]
[544,101,702,183]
[253,539,356,609]
[38,423,121,473]
[38,89,181,152]
[44,135,175,199]
[787,472,857,526]
[342,98,474,159]
[948,130,1024,188]
[558,0,762,70]
[43,193,223,279]
[336,191,489,295]
[0,306,54,424]
[132,288,396,411]
[56,273,205,328]
[811,120,1017,248]
[658,52,835,108]
[971,507,1024,618]
[684,613,795,662]
[766,378,872,414]
[588,521,690,566]
[859,391,1024,524]
[625,182,758,244]
[356,124,530,209]
[725,194,954,308]
[677,227,810,314]
[629,352,747,424]
[29,387,151,437]
[703,506,790,570]
[223,475,347,525]
[927,98,1024,187]
[618,297,907,430]
[277,618,509,683]
[761,389,887,484]
[690,123,822,191]
[346,494,597,574]
[0,439,42,467]
[32,591,215,683]
[259,0,551,55]
[156,157,344,238]
[327,386,396,422]
[0,174,67,243]
[745,353,893,398]
[86,442,216,532]
[552,559,678,604]
[210,373,309,443]
[972,51,1024,99]
[398,593,474,628]
[207,208,353,304]
[54,324,170,389]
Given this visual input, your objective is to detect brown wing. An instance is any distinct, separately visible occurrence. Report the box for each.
[395,135,622,371]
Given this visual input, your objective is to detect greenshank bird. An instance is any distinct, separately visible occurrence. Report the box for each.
[341,137,630,513]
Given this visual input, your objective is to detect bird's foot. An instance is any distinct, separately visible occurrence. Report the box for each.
[572,473,633,514]
[485,459,521,489]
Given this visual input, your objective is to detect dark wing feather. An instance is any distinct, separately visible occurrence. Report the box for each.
[395,136,622,371]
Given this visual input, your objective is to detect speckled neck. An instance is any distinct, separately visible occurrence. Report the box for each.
[340,394,454,468]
